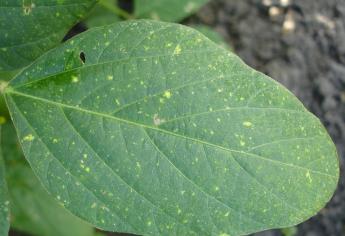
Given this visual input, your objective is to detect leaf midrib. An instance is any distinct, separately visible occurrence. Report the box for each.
[6,90,336,179]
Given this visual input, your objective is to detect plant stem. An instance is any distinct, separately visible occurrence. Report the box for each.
[99,0,134,20]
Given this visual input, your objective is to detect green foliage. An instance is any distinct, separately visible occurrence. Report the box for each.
[0,127,9,236]
[84,0,121,28]
[1,123,97,236]
[134,0,209,21]
[3,20,339,236]
[0,0,97,71]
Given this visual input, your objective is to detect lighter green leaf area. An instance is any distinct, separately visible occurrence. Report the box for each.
[0,126,10,236]
[84,0,121,28]
[4,20,339,236]
[0,0,97,71]
[135,0,209,22]
[1,123,97,236]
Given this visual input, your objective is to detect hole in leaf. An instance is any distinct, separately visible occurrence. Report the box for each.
[79,52,86,63]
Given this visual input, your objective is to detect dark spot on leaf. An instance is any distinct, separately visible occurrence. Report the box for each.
[79,52,86,63]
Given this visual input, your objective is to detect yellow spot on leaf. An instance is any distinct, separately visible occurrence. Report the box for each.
[173,44,182,55]
[306,171,312,183]
[71,76,79,83]
[23,134,35,142]
[163,90,172,99]
[107,75,113,81]
[0,116,6,125]
[243,121,253,127]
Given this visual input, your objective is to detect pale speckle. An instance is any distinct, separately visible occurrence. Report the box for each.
[243,121,253,127]
[240,140,246,146]
[173,44,182,55]
[91,202,97,208]
[224,211,230,217]
[0,116,6,125]
[153,114,165,126]
[147,221,152,226]
[136,162,141,169]
[23,134,35,142]
[85,167,90,172]
[107,75,113,81]
[23,2,35,15]
[53,138,58,143]
[163,90,172,99]
[306,171,312,183]
[71,75,79,83]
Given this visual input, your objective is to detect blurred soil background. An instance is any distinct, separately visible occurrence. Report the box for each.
[10,0,345,235]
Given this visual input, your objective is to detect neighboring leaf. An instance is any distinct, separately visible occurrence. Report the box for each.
[0,126,10,236]
[0,0,97,71]
[193,25,231,50]
[4,20,339,236]
[1,70,19,119]
[84,0,121,28]
[1,123,96,236]
[135,0,209,22]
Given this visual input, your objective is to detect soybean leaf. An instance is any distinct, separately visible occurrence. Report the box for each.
[0,126,9,236]
[135,0,209,22]
[1,123,97,236]
[84,0,121,28]
[4,20,339,236]
[0,0,97,71]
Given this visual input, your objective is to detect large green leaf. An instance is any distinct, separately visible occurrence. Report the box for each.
[4,20,339,235]
[0,126,9,236]
[1,123,96,236]
[135,0,209,22]
[0,0,97,71]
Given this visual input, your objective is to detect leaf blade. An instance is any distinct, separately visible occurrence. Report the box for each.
[4,20,339,236]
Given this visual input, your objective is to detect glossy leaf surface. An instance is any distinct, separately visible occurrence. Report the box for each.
[4,20,339,236]
[0,0,97,70]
